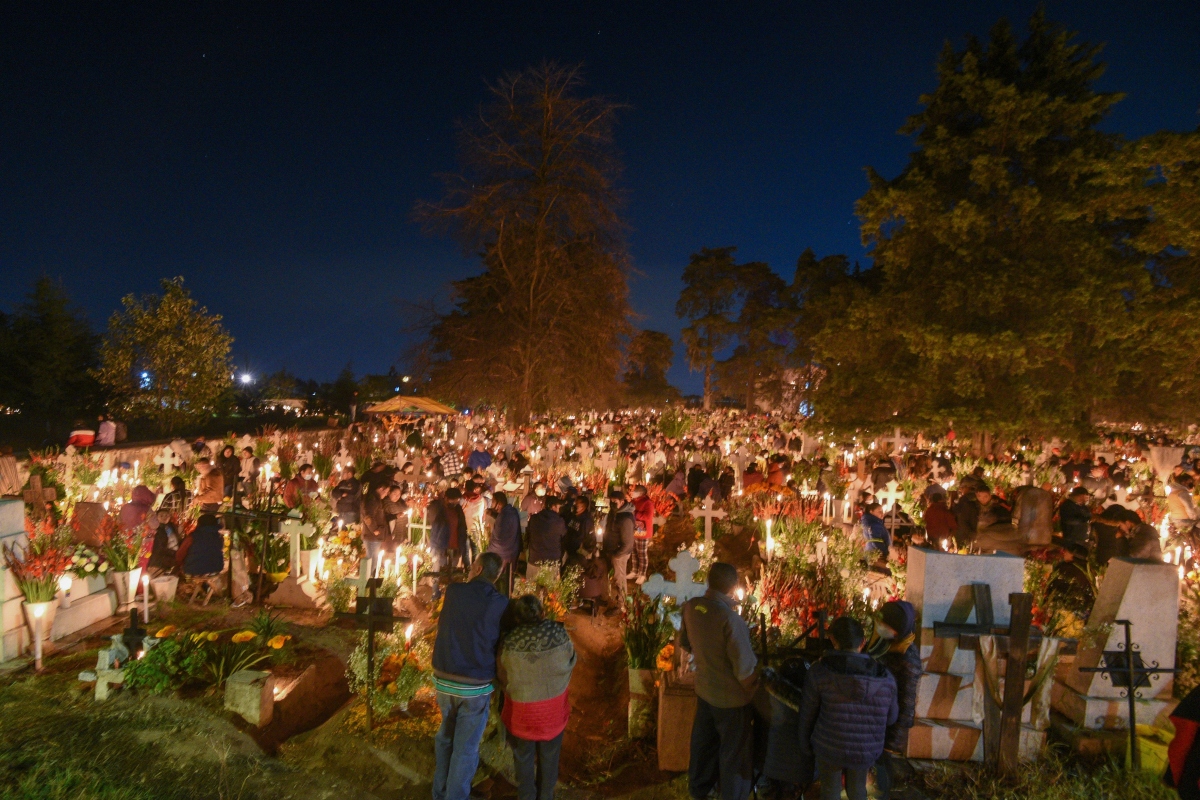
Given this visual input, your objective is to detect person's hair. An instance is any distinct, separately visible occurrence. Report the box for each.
[477,551,503,582]
[545,495,563,509]
[864,502,882,514]
[976,483,992,494]
[445,487,462,500]
[299,463,313,473]
[197,513,220,529]
[493,491,508,506]
[171,476,185,491]
[828,616,865,651]
[512,594,545,626]
[608,489,625,501]
[632,485,647,497]
[708,562,738,594]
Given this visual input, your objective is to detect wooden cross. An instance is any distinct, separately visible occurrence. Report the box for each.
[690,495,727,547]
[23,475,57,521]
[334,578,402,732]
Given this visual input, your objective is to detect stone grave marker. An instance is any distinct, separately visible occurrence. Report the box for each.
[642,550,707,605]
[690,496,726,547]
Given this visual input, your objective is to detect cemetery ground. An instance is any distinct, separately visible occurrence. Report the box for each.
[0,514,1180,800]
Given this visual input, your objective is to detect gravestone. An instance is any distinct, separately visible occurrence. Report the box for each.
[1012,487,1054,547]
[690,496,726,547]
[1053,558,1179,730]
[0,499,29,662]
[226,669,275,726]
[642,551,707,605]
[154,446,182,475]
[905,547,1026,761]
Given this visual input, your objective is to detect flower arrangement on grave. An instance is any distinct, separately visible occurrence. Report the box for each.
[124,623,276,694]
[647,483,677,517]
[655,643,676,673]
[296,496,330,550]
[324,522,363,559]
[1023,547,1093,641]
[512,565,582,621]
[1177,575,1200,698]
[318,558,358,613]
[94,513,149,574]
[347,627,432,715]
[621,592,675,670]
[2,519,75,603]
[68,543,109,579]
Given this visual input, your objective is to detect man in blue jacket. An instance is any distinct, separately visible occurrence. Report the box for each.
[860,502,891,563]
[432,552,509,800]
[798,617,898,800]
[486,492,522,591]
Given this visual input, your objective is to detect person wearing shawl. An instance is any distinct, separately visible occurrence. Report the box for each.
[1167,685,1200,799]
[496,594,576,800]
[868,601,921,800]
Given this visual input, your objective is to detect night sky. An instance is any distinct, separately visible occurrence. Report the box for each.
[2,2,1197,394]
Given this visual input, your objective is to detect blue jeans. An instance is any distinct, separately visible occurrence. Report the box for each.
[434,692,492,800]
[817,758,869,800]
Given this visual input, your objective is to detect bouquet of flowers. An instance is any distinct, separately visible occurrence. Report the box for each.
[347,628,432,716]
[2,520,75,603]
[96,514,149,573]
[69,544,109,579]
[512,565,582,621]
[620,592,675,670]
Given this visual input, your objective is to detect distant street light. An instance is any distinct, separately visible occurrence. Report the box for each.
[240,373,254,385]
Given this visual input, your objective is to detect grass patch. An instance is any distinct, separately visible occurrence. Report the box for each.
[910,750,1174,800]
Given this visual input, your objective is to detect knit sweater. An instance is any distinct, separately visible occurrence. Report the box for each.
[497,620,576,741]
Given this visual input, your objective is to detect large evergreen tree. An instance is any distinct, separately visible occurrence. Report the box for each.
[419,63,631,421]
[0,277,100,435]
[808,12,1200,438]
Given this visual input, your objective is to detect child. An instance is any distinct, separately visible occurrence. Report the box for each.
[797,617,898,800]
[871,601,921,799]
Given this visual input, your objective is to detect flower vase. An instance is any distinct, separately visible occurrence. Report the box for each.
[151,575,179,603]
[627,667,657,739]
[111,568,142,607]
[22,600,57,645]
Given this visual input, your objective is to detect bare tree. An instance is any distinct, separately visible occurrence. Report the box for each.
[418,62,631,421]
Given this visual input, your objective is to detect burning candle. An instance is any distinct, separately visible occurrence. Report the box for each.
[765,519,774,562]
[412,554,420,594]
[142,574,150,623]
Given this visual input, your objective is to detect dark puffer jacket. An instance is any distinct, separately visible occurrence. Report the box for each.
[876,604,922,753]
[797,651,898,769]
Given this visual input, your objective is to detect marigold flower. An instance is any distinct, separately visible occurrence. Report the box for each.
[232,631,256,643]
[267,634,291,649]
[155,625,177,638]
[206,631,220,642]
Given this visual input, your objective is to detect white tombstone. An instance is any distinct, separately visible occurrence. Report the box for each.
[154,446,182,476]
[1055,558,1179,729]
[642,551,707,605]
[1148,446,1185,480]
[690,496,727,547]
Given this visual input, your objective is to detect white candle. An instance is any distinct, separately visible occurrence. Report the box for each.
[765,519,774,562]
[142,574,150,623]
[375,550,383,578]
[412,554,420,594]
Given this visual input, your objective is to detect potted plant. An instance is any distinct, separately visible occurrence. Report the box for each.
[96,514,149,607]
[621,592,675,738]
[2,520,75,647]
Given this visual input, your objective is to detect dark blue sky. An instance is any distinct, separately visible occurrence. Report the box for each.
[2,1,1197,393]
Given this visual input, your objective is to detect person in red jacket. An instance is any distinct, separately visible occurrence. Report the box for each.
[922,491,958,547]
[631,485,655,584]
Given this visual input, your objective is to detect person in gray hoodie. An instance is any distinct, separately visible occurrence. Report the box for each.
[797,617,898,800]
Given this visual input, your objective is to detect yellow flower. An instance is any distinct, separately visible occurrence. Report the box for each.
[232,631,256,643]
[267,634,291,649]
[386,682,397,694]
[206,631,220,642]
[155,625,177,638]
[656,643,676,672]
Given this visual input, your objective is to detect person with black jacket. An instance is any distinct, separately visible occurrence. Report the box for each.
[797,617,898,800]
[603,490,636,610]
[332,468,362,524]
[1058,487,1093,548]
[526,496,567,578]
[871,601,921,800]
[216,445,240,499]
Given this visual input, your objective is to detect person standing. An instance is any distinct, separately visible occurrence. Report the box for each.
[332,467,363,524]
[486,492,522,588]
[871,602,921,800]
[361,482,391,570]
[680,562,759,800]
[526,497,567,579]
[630,485,655,584]
[194,460,224,513]
[603,490,635,609]
[797,617,898,800]
[497,594,577,800]
[430,488,470,597]
[860,502,891,563]
[432,553,509,800]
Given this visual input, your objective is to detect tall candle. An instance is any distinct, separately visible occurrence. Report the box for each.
[142,574,150,623]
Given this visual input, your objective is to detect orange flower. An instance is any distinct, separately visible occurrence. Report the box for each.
[267,634,291,649]
[155,625,177,638]
[656,643,676,672]
[232,631,256,644]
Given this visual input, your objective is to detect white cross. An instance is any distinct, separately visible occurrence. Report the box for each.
[1110,486,1140,512]
[881,428,910,453]
[577,441,594,463]
[929,460,950,483]
[408,507,431,545]
[690,495,727,547]
[878,479,904,512]
[642,550,707,605]
[170,438,192,462]
[154,445,182,475]
[594,452,617,475]
[334,442,353,470]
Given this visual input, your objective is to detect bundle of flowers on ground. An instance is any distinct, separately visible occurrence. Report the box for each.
[2,519,75,603]
[347,628,432,716]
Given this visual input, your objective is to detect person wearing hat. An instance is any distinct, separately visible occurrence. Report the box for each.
[1058,487,1093,548]
[870,601,920,800]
